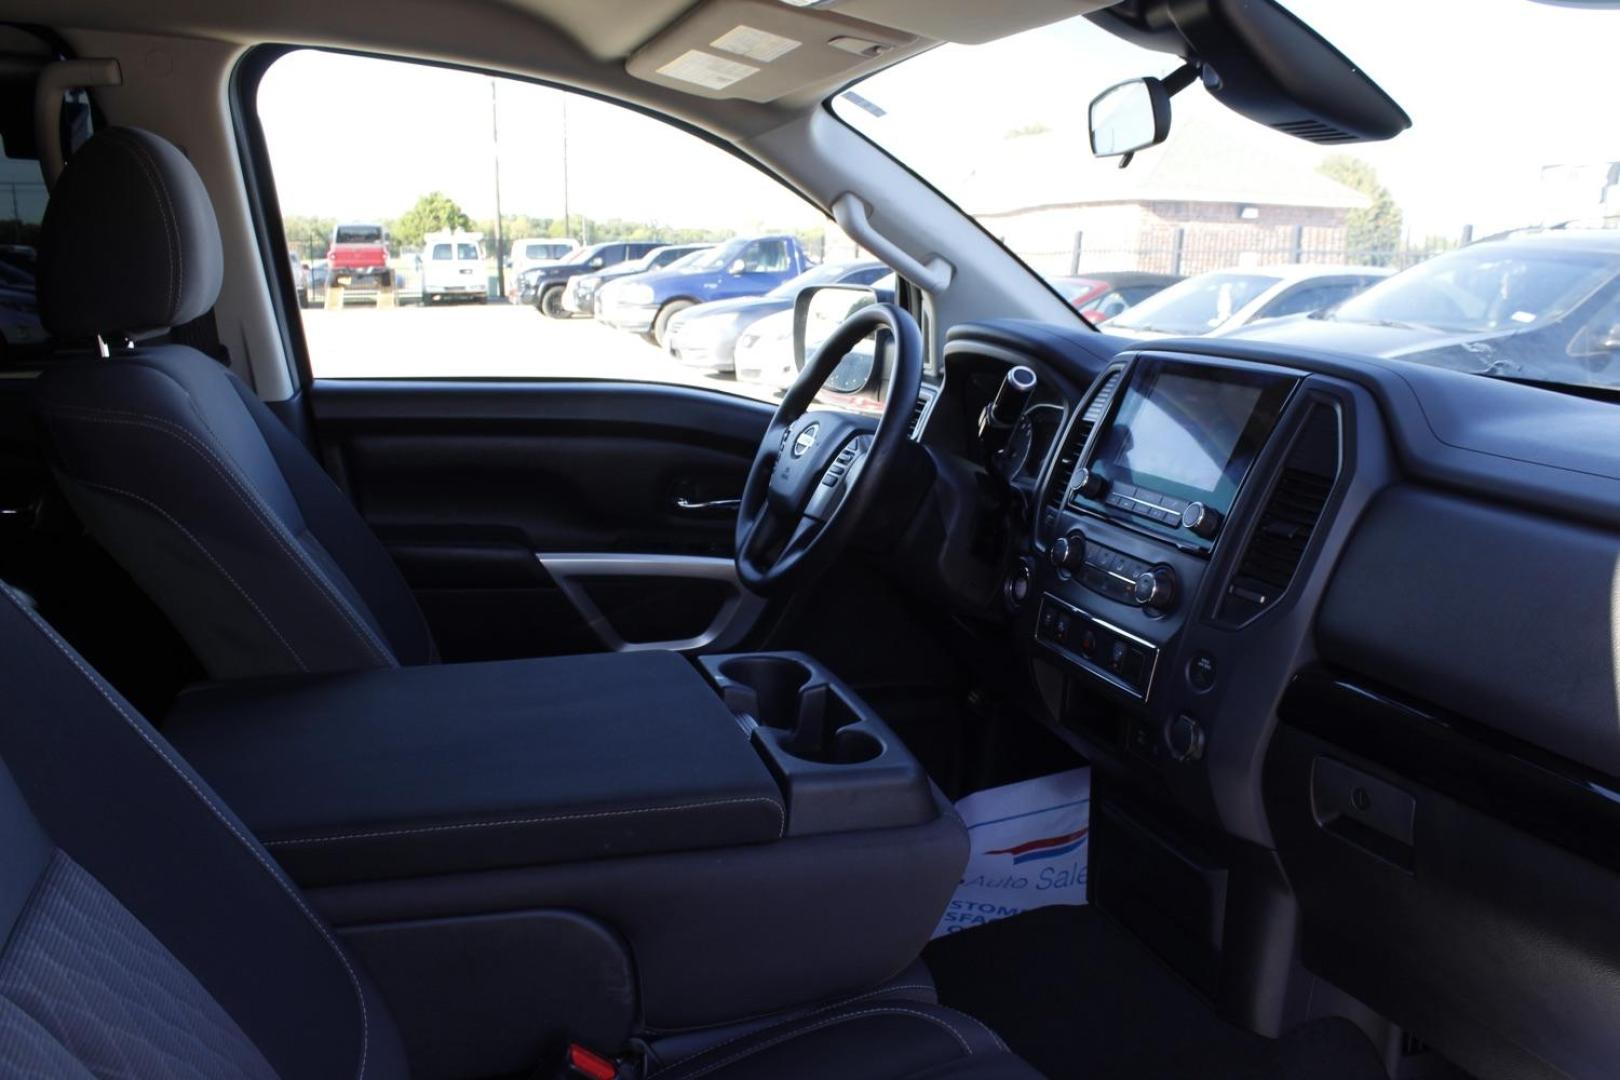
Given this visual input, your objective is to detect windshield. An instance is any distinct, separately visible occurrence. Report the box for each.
[1109,273,1280,335]
[684,239,749,272]
[1327,242,1615,334]
[833,1,1620,388]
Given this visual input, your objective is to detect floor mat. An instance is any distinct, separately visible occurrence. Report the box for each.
[924,906,1390,1080]
[933,768,1091,939]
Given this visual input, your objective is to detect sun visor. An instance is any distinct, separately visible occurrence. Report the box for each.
[626,0,918,102]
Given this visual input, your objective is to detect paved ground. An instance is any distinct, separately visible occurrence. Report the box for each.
[300,300,777,403]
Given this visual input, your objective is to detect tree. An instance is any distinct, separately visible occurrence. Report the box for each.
[1319,155,1403,266]
[282,215,336,261]
[390,192,473,249]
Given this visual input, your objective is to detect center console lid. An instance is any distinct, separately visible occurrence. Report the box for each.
[166,650,785,886]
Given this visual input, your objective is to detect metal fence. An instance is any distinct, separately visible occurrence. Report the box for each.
[1015,224,1485,279]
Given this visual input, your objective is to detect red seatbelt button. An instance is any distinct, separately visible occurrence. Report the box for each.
[567,1044,618,1080]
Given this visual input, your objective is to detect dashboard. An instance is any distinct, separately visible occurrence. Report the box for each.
[897,315,1620,1074]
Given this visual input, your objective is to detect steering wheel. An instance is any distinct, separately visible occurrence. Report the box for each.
[734,302,923,594]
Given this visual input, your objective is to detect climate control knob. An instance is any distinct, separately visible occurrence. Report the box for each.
[1181,501,1223,540]
[1132,566,1178,610]
[1049,531,1087,572]
[1073,467,1106,500]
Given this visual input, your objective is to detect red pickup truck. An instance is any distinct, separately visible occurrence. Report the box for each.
[326,223,393,290]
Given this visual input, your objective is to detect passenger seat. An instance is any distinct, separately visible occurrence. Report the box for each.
[3,443,1039,1075]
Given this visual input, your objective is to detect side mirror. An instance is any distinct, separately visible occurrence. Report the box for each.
[793,284,881,394]
[727,258,747,275]
[1089,77,1172,158]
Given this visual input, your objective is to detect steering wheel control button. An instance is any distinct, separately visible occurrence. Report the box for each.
[1165,714,1207,763]
[1188,652,1218,692]
[1181,501,1223,540]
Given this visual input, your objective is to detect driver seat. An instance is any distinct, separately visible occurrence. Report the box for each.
[33,128,438,680]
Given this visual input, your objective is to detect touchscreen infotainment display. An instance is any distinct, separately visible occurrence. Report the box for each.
[1090,358,1295,514]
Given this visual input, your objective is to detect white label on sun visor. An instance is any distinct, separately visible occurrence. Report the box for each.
[656,49,759,91]
[711,25,802,63]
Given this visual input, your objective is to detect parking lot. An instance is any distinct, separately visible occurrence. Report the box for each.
[300,300,774,401]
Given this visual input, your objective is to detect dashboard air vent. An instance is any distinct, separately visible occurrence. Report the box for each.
[1045,369,1120,510]
[1219,404,1339,622]
[907,390,934,439]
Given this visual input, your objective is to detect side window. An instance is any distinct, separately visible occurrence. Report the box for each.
[0,138,49,368]
[847,266,889,287]
[740,239,790,273]
[257,50,844,402]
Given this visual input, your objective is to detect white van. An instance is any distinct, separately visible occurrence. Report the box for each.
[509,237,581,279]
[419,231,488,305]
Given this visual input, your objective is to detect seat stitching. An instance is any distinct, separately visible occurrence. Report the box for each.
[262,795,787,847]
[77,479,309,673]
[42,404,396,666]
[0,588,372,1080]
[647,1007,974,1080]
[109,131,178,321]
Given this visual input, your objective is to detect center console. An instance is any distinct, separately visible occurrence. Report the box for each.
[1013,347,1360,1033]
[165,649,962,1079]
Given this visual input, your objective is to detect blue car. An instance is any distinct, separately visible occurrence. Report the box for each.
[665,260,890,375]
[595,234,816,346]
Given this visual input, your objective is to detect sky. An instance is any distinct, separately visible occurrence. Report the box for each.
[257,0,1620,243]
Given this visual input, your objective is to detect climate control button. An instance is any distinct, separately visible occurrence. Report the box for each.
[1050,531,1087,573]
[1132,566,1178,610]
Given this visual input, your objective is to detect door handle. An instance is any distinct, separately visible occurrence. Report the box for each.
[672,496,741,513]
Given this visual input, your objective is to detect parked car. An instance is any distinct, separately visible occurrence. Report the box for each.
[419,230,488,305]
[595,234,817,346]
[735,272,898,391]
[667,260,889,374]
[1046,271,1182,323]
[288,249,309,309]
[563,243,713,316]
[1104,264,1391,339]
[731,308,797,391]
[509,237,580,280]
[325,222,393,294]
[523,240,665,316]
[1228,229,1620,382]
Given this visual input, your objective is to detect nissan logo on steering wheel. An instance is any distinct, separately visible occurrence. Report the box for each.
[792,423,820,458]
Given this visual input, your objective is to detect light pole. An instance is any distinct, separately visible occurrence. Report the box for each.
[490,79,506,300]
[560,95,572,242]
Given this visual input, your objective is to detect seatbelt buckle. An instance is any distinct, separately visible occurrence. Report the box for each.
[564,1043,626,1080]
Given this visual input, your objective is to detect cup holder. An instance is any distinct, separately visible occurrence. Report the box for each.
[778,687,882,765]
[701,652,936,836]
[716,656,812,731]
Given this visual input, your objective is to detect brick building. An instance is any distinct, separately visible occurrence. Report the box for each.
[960,101,1369,278]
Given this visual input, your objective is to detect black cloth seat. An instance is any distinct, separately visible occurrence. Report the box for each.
[33,127,437,680]
[0,583,1042,1077]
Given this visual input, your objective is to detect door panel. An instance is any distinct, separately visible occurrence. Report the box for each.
[310,379,772,661]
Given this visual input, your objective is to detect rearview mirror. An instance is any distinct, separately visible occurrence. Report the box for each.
[1089,78,1172,158]
[793,284,881,394]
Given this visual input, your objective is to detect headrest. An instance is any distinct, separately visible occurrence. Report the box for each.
[38,127,223,340]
